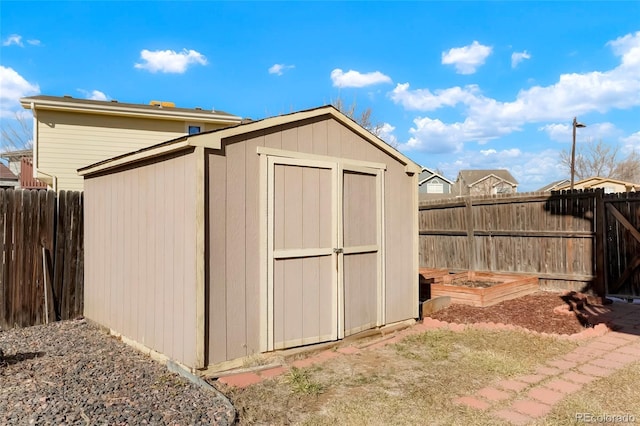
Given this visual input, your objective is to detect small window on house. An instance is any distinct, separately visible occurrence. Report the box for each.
[188,125,201,135]
[426,182,444,193]
[604,186,615,194]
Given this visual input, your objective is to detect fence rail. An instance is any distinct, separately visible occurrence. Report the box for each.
[419,190,610,296]
[0,189,83,330]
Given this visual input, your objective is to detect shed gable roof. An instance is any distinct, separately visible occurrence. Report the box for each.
[79,105,422,176]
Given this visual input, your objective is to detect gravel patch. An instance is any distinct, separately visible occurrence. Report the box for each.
[0,319,236,425]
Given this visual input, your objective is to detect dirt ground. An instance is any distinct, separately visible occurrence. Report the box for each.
[426,291,595,335]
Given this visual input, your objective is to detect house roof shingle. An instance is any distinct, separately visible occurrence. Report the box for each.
[0,163,18,180]
[536,179,570,192]
[21,95,241,123]
[458,169,518,186]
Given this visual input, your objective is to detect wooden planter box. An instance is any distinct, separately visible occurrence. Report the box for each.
[430,271,539,307]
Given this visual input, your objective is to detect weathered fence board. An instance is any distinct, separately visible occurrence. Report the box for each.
[0,189,83,330]
[419,190,640,299]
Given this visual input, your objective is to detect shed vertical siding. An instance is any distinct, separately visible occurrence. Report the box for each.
[84,150,198,367]
[384,159,416,322]
[206,116,417,365]
[207,152,228,364]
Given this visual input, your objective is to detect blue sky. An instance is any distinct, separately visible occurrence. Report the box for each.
[1,1,639,191]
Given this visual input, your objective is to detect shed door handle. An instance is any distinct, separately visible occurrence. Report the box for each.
[333,248,343,254]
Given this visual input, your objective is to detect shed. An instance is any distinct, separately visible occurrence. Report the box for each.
[79,105,421,371]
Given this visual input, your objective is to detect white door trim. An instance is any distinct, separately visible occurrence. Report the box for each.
[259,151,386,352]
[265,155,338,351]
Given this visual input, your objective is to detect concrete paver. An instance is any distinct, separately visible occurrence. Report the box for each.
[528,387,565,405]
[512,400,553,418]
[453,396,490,410]
[493,409,532,425]
[544,379,581,394]
[496,379,529,392]
[477,386,511,402]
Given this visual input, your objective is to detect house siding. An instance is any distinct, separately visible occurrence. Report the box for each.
[36,109,227,191]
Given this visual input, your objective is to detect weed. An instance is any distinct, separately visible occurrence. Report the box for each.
[286,367,324,395]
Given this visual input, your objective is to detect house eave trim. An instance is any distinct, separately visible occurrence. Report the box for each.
[20,98,242,124]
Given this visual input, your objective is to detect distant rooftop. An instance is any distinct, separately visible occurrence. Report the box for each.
[20,95,242,123]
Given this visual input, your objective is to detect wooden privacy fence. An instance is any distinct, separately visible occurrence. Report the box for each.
[419,190,640,299]
[0,189,83,330]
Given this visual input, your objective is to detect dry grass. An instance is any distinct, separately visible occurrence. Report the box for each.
[221,328,578,425]
[537,361,640,425]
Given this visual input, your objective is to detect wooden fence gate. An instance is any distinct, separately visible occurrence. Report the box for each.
[0,189,83,330]
[603,192,640,299]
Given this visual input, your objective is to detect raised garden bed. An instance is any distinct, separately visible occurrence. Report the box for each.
[430,271,539,307]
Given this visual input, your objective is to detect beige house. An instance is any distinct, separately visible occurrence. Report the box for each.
[455,169,518,196]
[80,105,421,371]
[555,176,640,194]
[20,95,242,191]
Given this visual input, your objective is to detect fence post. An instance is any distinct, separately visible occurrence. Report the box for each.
[465,196,476,270]
[594,189,607,300]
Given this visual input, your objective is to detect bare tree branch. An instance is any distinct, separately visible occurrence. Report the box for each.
[331,96,383,137]
[560,140,638,181]
[1,112,33,152]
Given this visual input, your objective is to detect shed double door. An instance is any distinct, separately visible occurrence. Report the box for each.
[267,156,383,351]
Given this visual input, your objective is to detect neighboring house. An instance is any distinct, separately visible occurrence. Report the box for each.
[455,169,518,196]
[0,163,19,189]
[537,179,570,192]
[554,176,640,194]
[0,148,31,177]
[418,167,454,195]
[20,95,242,191]
[0,149,48,189]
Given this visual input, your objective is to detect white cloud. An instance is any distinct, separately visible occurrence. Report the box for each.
[331,69,392,88]
[539,122,620,143]
[538,123,571,142]
[27,39,41,46]
[441,41,492,74]
[268,63,295,76]
[390,83,480,111]
[0,66,39,118]
[401,116,466,154]
[3,34,23,47]
[393,31,640,154]
[134,49,207,73]
[78,89,110,101]
[621,131,640,152]
[377,123,398,147]
[511,51,531,68]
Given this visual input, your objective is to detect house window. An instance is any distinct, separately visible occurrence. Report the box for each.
[188,125,201,135]
[426,182,444,193]
[604,186,615,194]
